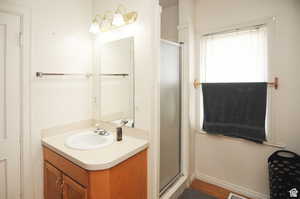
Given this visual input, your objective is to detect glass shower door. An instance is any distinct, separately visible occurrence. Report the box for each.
[160,40,182,193]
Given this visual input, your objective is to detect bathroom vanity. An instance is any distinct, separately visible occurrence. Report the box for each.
[42,37,147,199]
[42,128,148,199]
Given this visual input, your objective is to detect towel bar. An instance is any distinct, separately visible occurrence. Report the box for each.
[36,72,129,78]
[193,77,279,90]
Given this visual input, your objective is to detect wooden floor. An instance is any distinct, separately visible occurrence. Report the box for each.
[190,179,252,199]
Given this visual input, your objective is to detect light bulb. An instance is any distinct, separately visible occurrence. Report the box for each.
[100,19,111,32]
[112,13,125,27]
[89,22,100,34]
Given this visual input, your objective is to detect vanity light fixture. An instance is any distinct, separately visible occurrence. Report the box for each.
[112,13,125,26]
[89,19,100,34]
[89,5,138,33]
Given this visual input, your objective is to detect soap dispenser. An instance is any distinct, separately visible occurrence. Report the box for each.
[116,126,122,141]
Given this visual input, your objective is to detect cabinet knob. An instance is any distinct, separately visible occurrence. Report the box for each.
[55,178,60,191]
[60,180,65,192]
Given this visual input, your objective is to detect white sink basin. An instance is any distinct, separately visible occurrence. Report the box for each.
[65,131,114,150]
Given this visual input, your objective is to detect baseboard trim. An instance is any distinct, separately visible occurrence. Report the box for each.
[189,172,196,185]
[195,172,269,199]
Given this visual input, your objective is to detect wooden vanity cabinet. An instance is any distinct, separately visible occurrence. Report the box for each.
[43,147,147,199]
[44,162,63,199]
[44,162,87,199]
[63,175,88,199]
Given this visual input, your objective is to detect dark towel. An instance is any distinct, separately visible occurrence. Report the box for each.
[202,83,267,143]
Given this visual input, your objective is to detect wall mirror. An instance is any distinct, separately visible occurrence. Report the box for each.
[96,37,135,127]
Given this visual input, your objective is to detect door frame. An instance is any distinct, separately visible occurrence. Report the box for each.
[153,3,191,199]
[0,2,33,199]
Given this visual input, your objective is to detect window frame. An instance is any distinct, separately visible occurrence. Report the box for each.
[194,17,282,146]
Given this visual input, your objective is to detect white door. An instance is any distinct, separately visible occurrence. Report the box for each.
[0,12,21,199]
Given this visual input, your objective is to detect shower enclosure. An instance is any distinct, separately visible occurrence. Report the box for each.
[160,40,182,194]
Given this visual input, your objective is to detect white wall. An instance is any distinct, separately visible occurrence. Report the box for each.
[31,0,93,198]
[161,4,178,42]
[193,0,300,198]
[31,1,93,197]
[0,0,161,198]
[178,0,196,185]
[2,0,93,198]
[92,0,160,198]
[93,0,158,132]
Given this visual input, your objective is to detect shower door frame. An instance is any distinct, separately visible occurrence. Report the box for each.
[159,39,185,197]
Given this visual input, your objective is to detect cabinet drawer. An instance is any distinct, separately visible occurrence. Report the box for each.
[43,147,89,187]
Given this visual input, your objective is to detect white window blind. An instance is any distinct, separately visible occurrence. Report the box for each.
[200,25,268,83]
[197,25,274,141]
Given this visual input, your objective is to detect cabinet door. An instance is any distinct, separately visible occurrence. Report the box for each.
[44,162,63,199]
[63,175,87,199]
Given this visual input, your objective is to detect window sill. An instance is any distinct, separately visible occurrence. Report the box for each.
[193,128,286,149]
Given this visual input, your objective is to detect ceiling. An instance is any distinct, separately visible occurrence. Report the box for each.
[159,0,178,8]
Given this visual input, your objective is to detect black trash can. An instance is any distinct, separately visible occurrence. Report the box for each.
[268,150,300,199]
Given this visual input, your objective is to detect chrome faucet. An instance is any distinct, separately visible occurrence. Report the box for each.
[120,119,128,127]
[94,124,109,136]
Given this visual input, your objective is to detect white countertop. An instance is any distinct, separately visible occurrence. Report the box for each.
[42,128,148,171]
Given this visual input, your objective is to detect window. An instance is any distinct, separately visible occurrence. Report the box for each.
[200,25,268,83]
[198,24,271,140]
